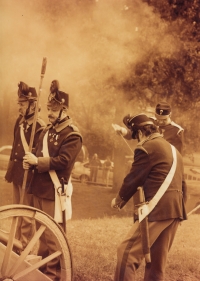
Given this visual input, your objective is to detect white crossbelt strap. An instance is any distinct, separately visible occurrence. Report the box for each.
[43,130,73,223]
[20,124,29,152]
[138,144,177,222]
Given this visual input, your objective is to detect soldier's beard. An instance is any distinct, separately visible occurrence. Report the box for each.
[19,109,26,117]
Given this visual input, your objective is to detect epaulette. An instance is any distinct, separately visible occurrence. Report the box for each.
[67,125,82,140]
[171,121,184,134]
[69,124,79,132]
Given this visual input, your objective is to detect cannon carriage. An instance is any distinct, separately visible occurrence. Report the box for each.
[0,204,73,281]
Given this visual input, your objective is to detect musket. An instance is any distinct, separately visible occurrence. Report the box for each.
[20,57,47,204]
[137,186,151,264]
[1,59,47,275]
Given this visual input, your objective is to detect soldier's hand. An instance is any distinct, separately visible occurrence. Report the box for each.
[112,124,128,136]
[23,152,38,165]
[111,195,127,210]
[23,161,31,170]
[111,198,119,209]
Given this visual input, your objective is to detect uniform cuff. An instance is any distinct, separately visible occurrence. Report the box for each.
[115,194,127,209]
[37,157,50,173]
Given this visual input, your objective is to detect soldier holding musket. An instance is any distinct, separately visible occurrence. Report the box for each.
[5,81,46,251]
[23,80,82,281]
[111,113,187,281]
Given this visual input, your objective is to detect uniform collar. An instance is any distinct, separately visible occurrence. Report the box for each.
[137,132,162,146]
[19,114,35,126]
[53,117,73,132]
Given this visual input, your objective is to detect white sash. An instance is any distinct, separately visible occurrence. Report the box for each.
[42,130,73,223]
[138,144,177,222]
[20,124,29,152]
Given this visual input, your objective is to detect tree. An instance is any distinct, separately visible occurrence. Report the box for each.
[1,0,199,190]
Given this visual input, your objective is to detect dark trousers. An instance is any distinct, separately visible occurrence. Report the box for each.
[13,183,35,250]
[33,195,61,281]
[114,218,180,281]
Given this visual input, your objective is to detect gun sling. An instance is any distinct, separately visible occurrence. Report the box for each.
[20,124,29,152]
[42,130,72,223]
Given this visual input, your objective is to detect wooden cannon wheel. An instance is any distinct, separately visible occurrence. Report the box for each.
[0,204,73,281]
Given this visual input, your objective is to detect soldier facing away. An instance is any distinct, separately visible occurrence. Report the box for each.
[111,113,187,281]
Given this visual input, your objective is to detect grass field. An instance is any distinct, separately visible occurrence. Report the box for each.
[66,182,200,281]
[0,181,200,280]
[67,215,200,281]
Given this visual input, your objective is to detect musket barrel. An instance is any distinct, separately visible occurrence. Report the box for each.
[20,57,47,204]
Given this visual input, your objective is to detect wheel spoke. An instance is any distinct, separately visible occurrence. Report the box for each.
[0,229,22,250]
[1,217,18,276]
[9,225,46,277]
[0,205,73,281]
[12,251,62,280]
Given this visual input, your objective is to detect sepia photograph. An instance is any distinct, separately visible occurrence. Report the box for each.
[0,0,200,280]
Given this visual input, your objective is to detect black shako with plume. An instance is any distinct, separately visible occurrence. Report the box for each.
[18,81,37,118]
[47,80,69,125]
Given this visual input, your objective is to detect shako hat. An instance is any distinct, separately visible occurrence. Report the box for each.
[127,113,154,139]
[18,81,37,102]
[155,102,171,119]
[47,80,69,109]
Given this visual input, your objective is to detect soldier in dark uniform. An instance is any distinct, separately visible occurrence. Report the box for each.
[5,81,46,250]
[113,101,184,154]
[23,80,82,281]
[111,113,187,281]
[153,102,184,154]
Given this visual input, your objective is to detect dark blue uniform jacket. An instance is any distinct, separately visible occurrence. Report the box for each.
[159,121,184,154]
[117,133,187,222]
[5,115,46,186]
[30,118,82,200]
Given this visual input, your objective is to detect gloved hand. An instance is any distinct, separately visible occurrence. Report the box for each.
[111,195,127,210]
[111,198,119,209]
[123,114,132,129]
[112,124,128,136]
[23,152,38,166]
